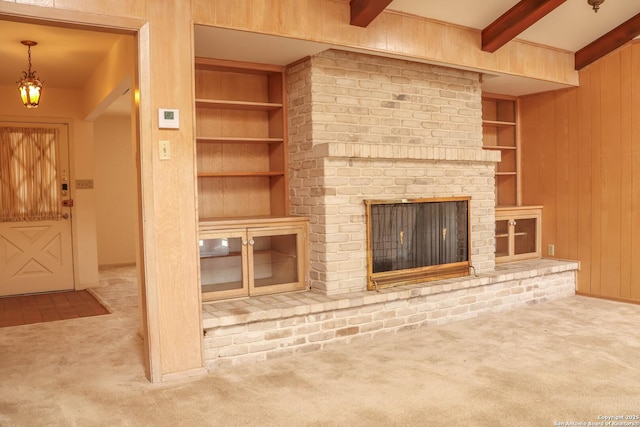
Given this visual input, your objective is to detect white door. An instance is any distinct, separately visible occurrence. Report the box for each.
[0,123,74,296]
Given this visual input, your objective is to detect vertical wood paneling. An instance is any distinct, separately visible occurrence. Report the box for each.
[566,89,579,262]
[576,71,592,294]
[520,97,541,207]
[620,48,633,300]
[599,55,621,298]
[538,92,557,257]
[554,91,570,259]
[589,65,603,296]
[521,42,640,303]
[631,45,640,301]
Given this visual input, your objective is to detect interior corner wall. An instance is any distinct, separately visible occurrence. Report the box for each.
[94,114,136,266]
[83,35,136,120]
[520,41,640,303]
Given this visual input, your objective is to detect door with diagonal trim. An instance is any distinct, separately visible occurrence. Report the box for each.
[0,123,73,296]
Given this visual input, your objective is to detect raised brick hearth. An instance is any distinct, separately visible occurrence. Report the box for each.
[203,259,578,369]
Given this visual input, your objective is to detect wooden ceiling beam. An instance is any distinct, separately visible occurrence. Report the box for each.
[482,0,567,53]
[350,0,393,27]
[575,13,640,70]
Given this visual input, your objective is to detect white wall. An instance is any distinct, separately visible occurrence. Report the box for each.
[93,113,136,266]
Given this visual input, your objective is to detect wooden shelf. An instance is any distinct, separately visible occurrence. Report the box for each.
[482,120,516,127]
[196,137,284,144]
[483,145,516,150]
[195,57,289,220]
[197,171,285,178]
[195,99,282,111]
[482,95,519,206]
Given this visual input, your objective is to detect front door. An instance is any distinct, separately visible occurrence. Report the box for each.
[0,123,74,296]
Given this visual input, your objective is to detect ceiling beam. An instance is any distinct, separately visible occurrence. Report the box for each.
[350,0,393,27]
[575,13,640,70]
[482,0,567,53]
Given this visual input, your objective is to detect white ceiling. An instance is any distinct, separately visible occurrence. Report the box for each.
[389,0,640,52]
[1,0,639,111]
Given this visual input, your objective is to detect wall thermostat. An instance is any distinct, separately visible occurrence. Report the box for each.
[158,108,179,129]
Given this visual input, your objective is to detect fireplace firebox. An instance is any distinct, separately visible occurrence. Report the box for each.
[365,197,470,290]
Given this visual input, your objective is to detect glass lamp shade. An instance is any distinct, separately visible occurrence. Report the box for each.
[18,76,43,108]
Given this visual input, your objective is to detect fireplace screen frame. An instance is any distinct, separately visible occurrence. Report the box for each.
[364,197,471,291]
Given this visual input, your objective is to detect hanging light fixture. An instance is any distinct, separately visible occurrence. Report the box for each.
[587,0,605,13]
[17,40,43,108]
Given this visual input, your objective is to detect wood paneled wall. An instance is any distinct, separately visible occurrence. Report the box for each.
[193,0,578,87]
[520,41,640,303]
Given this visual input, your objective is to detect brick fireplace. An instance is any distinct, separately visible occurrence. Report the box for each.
[201,49,578,370]
[287,49,500,295]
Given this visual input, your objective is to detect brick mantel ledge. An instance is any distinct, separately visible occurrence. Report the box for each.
[311,142,501,163]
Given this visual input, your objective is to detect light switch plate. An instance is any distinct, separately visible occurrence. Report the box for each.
[159,140,171,160]
[76,179,94,190]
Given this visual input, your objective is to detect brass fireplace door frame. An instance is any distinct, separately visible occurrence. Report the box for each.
[364,197,471,291]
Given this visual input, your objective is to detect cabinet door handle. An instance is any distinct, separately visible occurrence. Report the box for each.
[249,239,255,246]
[242,239,248,246]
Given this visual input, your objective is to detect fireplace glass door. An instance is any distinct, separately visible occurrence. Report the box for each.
[365,197,470,290]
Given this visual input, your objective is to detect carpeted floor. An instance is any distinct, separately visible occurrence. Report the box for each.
[0,265,639,426]
[0,289,109,328]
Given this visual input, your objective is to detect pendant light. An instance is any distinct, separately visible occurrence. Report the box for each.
[17,40,43,108]
[587,0,604,13]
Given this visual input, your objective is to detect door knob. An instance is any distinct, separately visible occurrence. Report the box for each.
[62,213,69,219]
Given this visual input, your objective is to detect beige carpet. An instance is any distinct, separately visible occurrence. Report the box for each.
[0,265,638,426]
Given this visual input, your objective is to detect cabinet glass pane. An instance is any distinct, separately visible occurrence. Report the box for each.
[514,218,537,255]
[253,233,298,288]
[495,219,509,258]
[199,237,244,293]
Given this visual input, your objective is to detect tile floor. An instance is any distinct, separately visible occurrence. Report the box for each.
[0,289,109,328]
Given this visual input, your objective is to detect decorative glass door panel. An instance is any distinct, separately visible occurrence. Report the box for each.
[494,207,542,263]
[495,219,510,258]
[248,227,304,296]
[514,218,537,256]
[199,229,248,300]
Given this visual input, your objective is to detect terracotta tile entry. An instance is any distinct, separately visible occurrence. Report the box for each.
[0,290,109,328]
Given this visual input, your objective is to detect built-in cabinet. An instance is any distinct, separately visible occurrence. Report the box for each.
[194,57,308,300]
[199,218,308,300]
[483,95,542,263]
[494,206,542,263]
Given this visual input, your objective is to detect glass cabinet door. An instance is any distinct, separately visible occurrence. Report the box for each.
[513,218,537,256]
[199,230,248,300]
[495,219,510,258]
[494,207,542,263]
[248,226,306,296]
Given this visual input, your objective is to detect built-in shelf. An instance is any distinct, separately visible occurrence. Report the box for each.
[482,120,516,127]
[196,137,284,144]
[194,57,308,301]
[483,145,516,151]
[195,99,282,111]
[482,94,519,206]
[197,171,285,178]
